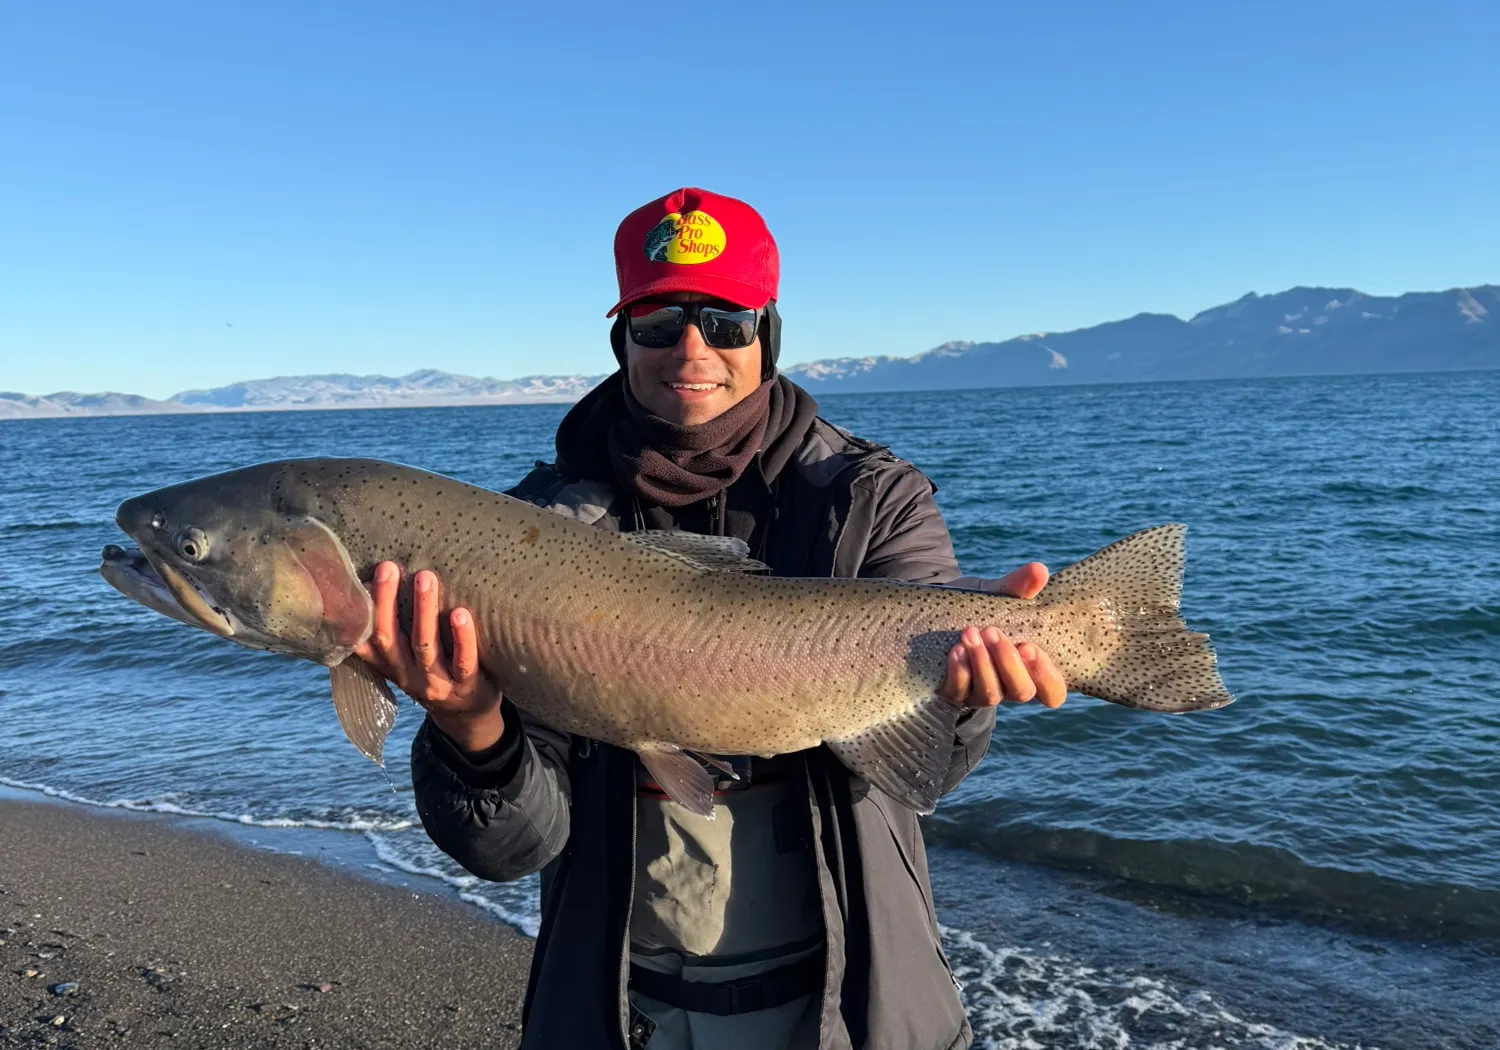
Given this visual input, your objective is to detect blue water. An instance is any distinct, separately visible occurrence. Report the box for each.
[2,370,1497,1049]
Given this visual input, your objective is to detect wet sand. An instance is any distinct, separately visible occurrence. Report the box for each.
[0,799,530,1048]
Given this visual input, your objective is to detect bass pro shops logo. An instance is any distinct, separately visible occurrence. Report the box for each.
[643,210,726,264]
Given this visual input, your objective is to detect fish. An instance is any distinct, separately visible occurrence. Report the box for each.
[100,458,1234,817]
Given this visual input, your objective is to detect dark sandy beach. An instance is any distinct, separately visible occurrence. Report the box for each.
[0,800,530,1049]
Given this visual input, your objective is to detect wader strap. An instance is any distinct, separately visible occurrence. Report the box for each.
[628,951,824,1017]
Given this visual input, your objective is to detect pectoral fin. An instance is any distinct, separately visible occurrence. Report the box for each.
[329,657,399,765]
[637,745,717,819]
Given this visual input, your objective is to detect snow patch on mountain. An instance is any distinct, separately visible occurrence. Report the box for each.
[4,285,1493,420]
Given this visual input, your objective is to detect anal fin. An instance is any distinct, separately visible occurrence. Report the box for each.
[826,695,962,815]
[637,745,717,819]
[329,657,399,766]
[685,750,741,781]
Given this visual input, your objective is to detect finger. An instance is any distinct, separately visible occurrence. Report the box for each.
[450,608,480,685]
[351,640,390,676]
[411,570,444,675]
[995,562,1049,600]
[1019,643,1067,708]
[938,643,970,703]
[985,628,1036,703]
[368,563,407,665]
[965,626,1003,707]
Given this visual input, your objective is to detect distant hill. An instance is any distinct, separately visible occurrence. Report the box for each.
[3,284,1493,420]
[0,390,186,420]
[170,368,604,409]
[0,370,608,420]
[781,285,1497,393]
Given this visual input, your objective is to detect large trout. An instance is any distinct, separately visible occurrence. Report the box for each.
[100,458,1233,816]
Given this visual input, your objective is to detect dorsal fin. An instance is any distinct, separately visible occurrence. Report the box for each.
[623,530,769,573]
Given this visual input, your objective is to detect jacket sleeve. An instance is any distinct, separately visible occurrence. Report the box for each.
[850,462,965,586]
[850,462,997,797]
[410,700,573,882]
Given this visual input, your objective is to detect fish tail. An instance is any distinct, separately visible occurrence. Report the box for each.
[1038,524,1234,712]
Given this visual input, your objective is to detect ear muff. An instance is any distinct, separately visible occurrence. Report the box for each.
[610,314,628,368]
[760,300,781,381]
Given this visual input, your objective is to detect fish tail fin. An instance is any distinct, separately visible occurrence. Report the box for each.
[1038,524,1234,712]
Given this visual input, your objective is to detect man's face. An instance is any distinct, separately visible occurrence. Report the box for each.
[624,292,763,426]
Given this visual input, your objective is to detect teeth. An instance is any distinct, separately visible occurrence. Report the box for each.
[669,383,719,391]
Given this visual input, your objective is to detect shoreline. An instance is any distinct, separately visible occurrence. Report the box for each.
[0,789,531,1048]
[3,365,1496,423]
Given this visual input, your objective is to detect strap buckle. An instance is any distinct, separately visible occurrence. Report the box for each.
[720,973,766,1014]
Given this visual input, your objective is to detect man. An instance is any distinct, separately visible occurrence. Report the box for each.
[356,188,1066,1049]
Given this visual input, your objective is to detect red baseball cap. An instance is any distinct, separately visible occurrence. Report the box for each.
[606,187,780,316]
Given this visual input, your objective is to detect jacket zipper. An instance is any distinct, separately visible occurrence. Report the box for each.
[618,776,638,1047]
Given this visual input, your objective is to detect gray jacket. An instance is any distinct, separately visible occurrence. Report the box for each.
[410,417,996,1049]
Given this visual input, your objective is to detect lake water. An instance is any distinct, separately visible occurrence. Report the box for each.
[2,370,1497,1049]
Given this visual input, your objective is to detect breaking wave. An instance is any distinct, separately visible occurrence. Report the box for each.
[925,813,1500,941]
[944,925,1369,1050]
[0,775,414,832]
[364,831,542,937]
[1,519,94,533]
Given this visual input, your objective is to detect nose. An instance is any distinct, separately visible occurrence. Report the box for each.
[115,496,156,538]
[672,322,713,361]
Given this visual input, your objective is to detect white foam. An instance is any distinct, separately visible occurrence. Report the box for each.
[364,831,542,937]
[0,776,1377,1046]
[0,775,415,832]
[940,925,1374,1050]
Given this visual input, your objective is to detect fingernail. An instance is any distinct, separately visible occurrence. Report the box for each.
[982,627,1002,644]
[453,609,469,627]
[1017,642,1034,659]
[416,573,432,593]
[376,563,395,583]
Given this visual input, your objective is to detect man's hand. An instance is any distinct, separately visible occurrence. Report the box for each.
[353,562,505,752]
[938,562,1067,710]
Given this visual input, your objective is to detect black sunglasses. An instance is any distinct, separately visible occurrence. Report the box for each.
[625,300,762,350]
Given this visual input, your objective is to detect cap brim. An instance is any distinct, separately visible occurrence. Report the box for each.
[606,274,773,316]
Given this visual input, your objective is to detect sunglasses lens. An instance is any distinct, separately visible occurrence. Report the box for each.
[627,305,686,348]
[698,307,759,349]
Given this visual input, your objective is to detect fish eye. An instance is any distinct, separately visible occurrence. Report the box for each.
[178,528,210,562]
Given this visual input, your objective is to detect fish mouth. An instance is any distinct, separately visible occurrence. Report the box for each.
[100,543,235,637]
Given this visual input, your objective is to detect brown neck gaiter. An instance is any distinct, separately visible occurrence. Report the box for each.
[609,379,775,507]
[555,372,821,520]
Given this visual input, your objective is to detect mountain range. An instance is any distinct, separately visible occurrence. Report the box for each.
[781,285,1496,393]
[3,285,1493,420]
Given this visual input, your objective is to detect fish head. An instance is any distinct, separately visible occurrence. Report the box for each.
[108,463,372,666]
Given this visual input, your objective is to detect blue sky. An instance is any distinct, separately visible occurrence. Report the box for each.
[2,1,1495,399]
